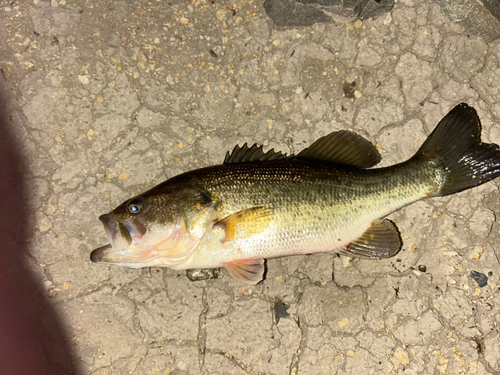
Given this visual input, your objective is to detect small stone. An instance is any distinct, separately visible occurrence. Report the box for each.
[44,196,58,215]
[383,12,392,26]
[469,207,494,237]
[37,213,52,233]
[137,51,147,62]
[346,350,356,358]
[339,318,349,327]
[96,95,104,103]
[83,357,95,366]
[216,9,227,21]
[394,346,409,366]
[354,20,363,29]
[177,360,187,371]
[43,280,53,291]
[340,255,351,267]
[62,282,70,290]
[120,171,130,181]
[87,129,94,137]
[273,38,280,46]
[470,270,488,288]
[354,90,362,98]
[180,17,189,24]
[78,75,90,85]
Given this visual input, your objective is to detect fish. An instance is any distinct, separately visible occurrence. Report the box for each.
[90,103,500,284]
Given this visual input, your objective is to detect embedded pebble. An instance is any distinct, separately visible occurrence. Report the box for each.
[470,270,488,288]
[394,346,410,366]
[78,75,90,85]
[83,357,95,366]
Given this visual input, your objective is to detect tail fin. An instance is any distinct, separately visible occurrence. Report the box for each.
[413,103,500,197]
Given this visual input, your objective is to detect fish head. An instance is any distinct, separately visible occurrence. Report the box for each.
[91,187,217,268]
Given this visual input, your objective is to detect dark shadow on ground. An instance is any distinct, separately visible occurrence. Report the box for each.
[0,76,80,374]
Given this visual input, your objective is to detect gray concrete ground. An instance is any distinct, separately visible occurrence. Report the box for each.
[1,0,500,374]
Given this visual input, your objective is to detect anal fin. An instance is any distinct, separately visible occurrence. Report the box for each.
[339,219,401,259]
[225,258,265,284]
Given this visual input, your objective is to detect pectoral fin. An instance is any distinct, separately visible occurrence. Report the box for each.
[339,219,401,259]
[215,207,275,243]
[225,258,265,284]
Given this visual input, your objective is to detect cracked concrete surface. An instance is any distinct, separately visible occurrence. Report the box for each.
[2,0,500,374]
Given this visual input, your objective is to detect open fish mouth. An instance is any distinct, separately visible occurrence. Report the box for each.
[90,213,136,264]
[100,213,132,249]
[91,213,167,267]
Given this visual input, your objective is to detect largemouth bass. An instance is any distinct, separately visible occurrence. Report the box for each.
[91,103,500,284]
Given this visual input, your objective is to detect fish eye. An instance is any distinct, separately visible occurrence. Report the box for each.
[127,199,143,214]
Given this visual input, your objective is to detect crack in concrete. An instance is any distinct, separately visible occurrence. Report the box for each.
[197,285,209,372]
[287,314,303,375]
[206,347,277,375]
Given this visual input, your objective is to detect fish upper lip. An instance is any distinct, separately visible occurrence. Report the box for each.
[99,213,133,248]
[99,213,117,246]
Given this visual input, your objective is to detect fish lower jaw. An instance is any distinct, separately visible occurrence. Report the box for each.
[104,256,181,269]
[91,243,178,268]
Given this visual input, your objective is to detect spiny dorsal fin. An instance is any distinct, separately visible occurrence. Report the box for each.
[295,130,381,169]
[224,144,287,164]
[338,219,401,259]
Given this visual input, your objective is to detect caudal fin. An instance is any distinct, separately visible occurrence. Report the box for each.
[414,103,500,197]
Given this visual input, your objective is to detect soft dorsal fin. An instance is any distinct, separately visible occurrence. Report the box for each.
[338,219,401,259]
[224,144,287,164]
[295,130,381,169]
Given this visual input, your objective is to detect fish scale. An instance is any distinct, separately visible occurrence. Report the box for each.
[183,158,436,264]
